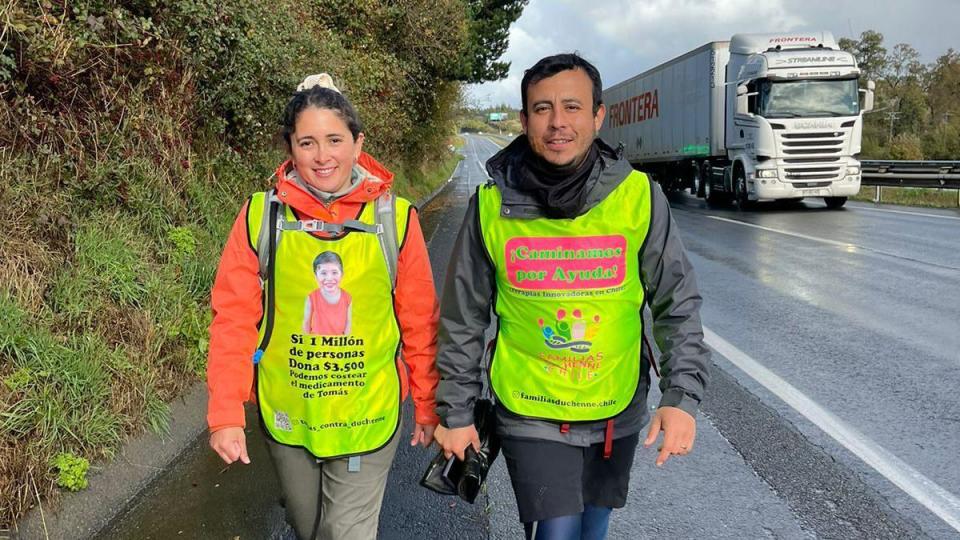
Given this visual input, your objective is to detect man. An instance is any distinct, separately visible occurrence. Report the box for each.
[434,54,710,539]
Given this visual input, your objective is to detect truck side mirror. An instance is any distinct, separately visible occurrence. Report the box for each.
[860,80,875,113]
[736,84,758,115]
[736,84,749,115]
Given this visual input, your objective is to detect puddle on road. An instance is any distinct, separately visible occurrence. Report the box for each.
[419,173,473,241]
[99,407,287,540]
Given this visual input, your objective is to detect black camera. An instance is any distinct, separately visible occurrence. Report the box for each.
[420,399,500,504]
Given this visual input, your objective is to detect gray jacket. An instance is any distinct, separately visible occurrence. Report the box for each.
[435,137,710,445]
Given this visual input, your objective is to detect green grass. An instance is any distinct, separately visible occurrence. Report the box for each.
[392,149,464,203]
[851,186,960,208]
[0,142,277,526]
[0,296,124,475]
[483,133,511,148]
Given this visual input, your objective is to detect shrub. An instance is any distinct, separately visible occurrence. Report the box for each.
[889,133,924,160]
[53,453,90,492]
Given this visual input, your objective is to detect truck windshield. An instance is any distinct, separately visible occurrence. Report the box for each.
[758,79,860,118]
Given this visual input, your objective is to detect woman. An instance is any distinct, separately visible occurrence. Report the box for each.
[303,251,352,335]
[206,74,440,539]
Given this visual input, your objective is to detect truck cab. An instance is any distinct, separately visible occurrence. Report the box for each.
[723,32,875,208]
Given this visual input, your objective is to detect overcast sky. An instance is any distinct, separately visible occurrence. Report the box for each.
[467,0,960,108]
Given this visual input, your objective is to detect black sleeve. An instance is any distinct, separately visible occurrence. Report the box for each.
[639,180,710,416]
[435,193,496,428]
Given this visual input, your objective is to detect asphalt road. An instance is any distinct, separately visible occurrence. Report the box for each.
[667,189,960,539]
[99,134,960,539]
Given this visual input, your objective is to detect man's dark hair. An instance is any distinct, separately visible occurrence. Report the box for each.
[520,53,603,115]
[281,86,363,153]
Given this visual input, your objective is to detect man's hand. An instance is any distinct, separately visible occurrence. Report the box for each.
[410,422,437,447]
[209,427,251,465]
[643,406,696,467]
[433,424,481,461]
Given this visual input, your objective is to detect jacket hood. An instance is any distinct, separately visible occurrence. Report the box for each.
[483,135,635,219]
[273,151,394,220]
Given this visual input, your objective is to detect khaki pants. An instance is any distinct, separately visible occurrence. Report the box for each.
[265,431,401,540]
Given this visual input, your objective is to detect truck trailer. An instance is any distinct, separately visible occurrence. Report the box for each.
[599,32,875,209]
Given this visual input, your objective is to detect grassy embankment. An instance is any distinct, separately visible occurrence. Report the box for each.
[0,144,277,526]
[393,151,463,202]
[0,0,469,529]
[851,186,960,208]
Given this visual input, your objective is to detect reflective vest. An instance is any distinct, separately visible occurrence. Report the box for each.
[478,170,652,422]
[247,191,410,458]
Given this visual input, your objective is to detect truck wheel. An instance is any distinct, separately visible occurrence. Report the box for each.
[704,176,720,205]
[693,164,705,198]
[734,169,753,210]
[824,196,847,209]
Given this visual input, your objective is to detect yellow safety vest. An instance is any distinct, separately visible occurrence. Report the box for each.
[247,192,410,458]
[478,171,652,421]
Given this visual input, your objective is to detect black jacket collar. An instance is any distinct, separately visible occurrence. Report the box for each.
[484,136,634,219]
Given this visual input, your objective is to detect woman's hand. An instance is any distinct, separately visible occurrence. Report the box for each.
[209,427,251,465]
[410,422,437,447]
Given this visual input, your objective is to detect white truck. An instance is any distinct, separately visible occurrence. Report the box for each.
[599,32,875,209]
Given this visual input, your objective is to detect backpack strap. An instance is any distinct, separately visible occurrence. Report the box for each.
[375,191,399,289]
[255,189,400,288]
[257,189,282,282]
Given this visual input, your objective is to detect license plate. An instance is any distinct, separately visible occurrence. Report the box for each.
[800,188,826,196]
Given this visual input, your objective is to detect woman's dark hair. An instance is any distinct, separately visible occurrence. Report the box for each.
[281,86,363,152]
[313,251,344,273]
[520,53,603,115]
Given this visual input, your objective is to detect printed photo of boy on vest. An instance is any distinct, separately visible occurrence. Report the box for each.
[303,251,352,335]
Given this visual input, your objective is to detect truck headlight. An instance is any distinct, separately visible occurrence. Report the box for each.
[756,169,778,178]
[847,166,860,176]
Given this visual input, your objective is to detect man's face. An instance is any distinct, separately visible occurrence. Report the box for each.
[521,68,606,168]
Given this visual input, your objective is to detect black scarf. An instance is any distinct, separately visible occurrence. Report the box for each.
[515,139,601,219]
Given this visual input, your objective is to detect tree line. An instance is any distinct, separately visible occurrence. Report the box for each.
[840,30,960,160]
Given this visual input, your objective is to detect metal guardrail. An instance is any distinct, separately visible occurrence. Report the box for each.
[860,160,960,189]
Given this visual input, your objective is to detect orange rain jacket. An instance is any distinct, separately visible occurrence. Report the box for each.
[206,153,440,433]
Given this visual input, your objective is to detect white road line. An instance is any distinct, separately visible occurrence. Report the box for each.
[704,327,960,533]
[704,215,960,272]
[852,205,960,221]
[706,215,855,248]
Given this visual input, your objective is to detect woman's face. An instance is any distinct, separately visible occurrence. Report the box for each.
[290,106,364,193]
[315,262,343,294]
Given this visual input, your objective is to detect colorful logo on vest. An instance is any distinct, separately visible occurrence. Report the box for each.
[538,308,600,354]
